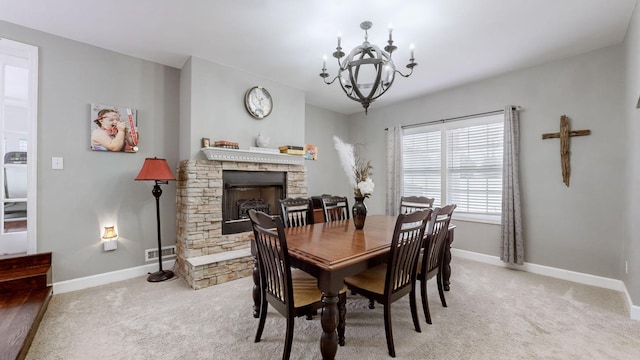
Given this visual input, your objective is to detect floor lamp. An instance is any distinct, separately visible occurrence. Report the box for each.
[135,157,176,282]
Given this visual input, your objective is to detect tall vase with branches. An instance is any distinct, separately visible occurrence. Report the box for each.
[334,136,375,229]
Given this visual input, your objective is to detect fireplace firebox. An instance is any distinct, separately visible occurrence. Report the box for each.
[222,170,286,234]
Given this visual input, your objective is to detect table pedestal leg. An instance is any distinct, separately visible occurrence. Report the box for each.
[337,292,346,346]
[320,293,339,360]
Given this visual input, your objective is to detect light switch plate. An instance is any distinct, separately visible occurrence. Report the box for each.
[52,157,64,170]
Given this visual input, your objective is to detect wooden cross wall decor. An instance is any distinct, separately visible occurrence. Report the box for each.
[541,115,591,187]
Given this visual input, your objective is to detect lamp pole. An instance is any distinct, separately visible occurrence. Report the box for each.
[147,180,174,282]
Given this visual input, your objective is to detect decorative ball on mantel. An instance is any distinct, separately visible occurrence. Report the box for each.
[256,132,270,148]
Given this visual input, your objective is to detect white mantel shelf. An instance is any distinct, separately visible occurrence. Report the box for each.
[201,147,305,166]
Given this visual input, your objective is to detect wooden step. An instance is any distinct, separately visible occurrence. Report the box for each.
[0,252,53,360]
[0,287,52,360]
[0,253,51,294]
[0,265,49,293]
[0,252,51,272]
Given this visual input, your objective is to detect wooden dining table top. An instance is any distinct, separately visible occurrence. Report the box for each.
[283,214,398,271]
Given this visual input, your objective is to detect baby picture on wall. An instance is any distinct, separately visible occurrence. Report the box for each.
[90,103,139,152]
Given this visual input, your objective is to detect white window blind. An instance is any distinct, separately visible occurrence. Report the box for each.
[402,114,503,221]
[447,121,503,215]
[403,130,442,205]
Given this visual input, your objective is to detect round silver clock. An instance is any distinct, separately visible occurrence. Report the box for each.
[244,86,273,119]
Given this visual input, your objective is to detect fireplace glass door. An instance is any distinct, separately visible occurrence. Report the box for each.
[222,171,286,234]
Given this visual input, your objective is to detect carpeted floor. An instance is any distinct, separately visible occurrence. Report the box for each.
[26,257,640,360]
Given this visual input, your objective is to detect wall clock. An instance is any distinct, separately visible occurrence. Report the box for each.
[244,86,273,119]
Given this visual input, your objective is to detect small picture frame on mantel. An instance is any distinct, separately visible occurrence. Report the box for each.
[202,137,210,148]
[304,144,318,160]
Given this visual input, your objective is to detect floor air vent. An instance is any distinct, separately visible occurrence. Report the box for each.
[145,245,176,262]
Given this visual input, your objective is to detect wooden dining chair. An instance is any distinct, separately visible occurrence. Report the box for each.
[248,209,347,360]
[344,209,432,358]
[279,197,314,228]
[365,195,434,310]
[399,196,434,214]
[416,204,456,324]
[278,197,319,319]
[321,196,350,222]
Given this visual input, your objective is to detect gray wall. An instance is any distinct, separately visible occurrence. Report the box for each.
[624,2,640,304]
[180,56,305,160]
[304,104,351,198]
[0,21,180,282]
[347,45,626,283]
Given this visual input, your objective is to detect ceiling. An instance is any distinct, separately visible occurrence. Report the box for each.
[0,0,636,115]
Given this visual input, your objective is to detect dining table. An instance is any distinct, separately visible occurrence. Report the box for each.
[250,214,455,360]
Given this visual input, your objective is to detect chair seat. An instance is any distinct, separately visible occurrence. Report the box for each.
[292,269,347,308]
[291,269,324,307]
[344,263,387,295]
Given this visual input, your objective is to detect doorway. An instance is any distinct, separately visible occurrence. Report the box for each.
[0,37,38,255]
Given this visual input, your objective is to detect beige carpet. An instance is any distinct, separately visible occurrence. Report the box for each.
[26,257,640,360]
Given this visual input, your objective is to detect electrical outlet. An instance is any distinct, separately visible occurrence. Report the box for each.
[625,260,628,275]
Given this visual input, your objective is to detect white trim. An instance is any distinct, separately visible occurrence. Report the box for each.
[201,147,305,165]
[452,213,501,225]
[632,303,640,321]
[451,248,639,320]
[622,286,640,321]
[52,260,175,294]
[26,41,38,255]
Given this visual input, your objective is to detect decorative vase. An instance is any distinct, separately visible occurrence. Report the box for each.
[352,196,368,230]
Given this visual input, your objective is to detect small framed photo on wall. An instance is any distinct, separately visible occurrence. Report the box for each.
[90,103,139,152]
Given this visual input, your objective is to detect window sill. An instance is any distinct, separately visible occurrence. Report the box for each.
[452,213,501,225]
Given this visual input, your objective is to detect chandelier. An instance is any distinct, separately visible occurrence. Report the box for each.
[320,21,417,114]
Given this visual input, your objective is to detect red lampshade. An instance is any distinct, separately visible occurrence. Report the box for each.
[135,157,175,181]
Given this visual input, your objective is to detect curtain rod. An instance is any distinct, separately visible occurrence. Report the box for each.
[385,106,521,130]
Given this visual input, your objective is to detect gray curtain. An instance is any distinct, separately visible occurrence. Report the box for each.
[501,106,524,264]
[385,125,403,216]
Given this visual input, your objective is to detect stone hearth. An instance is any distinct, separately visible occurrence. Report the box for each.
[175,150,307,290]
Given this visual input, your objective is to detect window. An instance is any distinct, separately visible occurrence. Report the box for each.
[402,114,503,223]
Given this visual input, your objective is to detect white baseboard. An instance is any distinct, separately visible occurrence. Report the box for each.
[52,260,175,294]
[451,248,640,321]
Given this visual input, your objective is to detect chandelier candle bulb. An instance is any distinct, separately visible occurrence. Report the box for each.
[388,23,393,41]
[337,33,341,47]
[410,43,415,59]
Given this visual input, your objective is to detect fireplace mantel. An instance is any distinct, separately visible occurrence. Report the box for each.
[201,147,304,165]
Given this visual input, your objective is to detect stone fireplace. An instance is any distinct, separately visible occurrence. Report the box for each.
[175,148,306,290]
